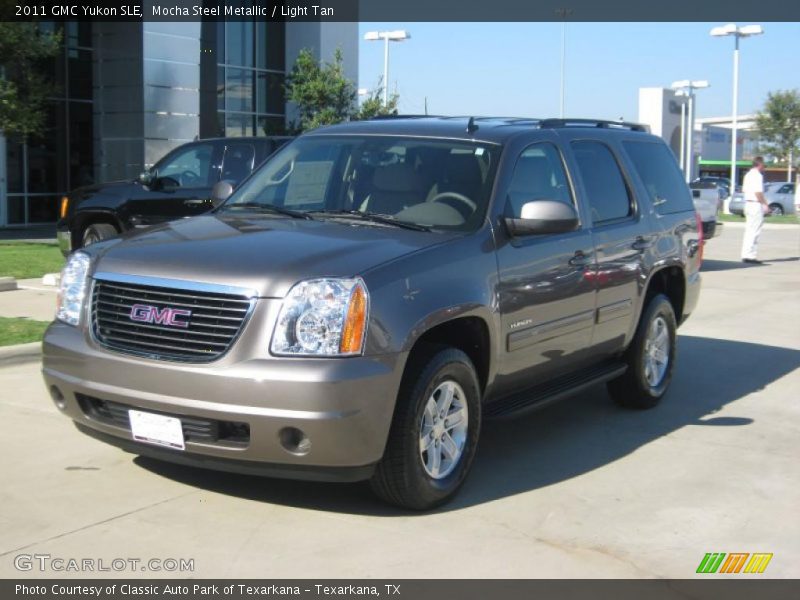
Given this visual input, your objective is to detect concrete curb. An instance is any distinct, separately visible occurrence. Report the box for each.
[0,277,18,292]
[0,342,42,366]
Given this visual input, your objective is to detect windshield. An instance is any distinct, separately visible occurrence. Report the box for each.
[220,135,500,232]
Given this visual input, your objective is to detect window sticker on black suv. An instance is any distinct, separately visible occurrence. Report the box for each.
[571,140,632,223]
[623,141,694,215]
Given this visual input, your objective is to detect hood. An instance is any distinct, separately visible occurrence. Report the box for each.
[91,214,453,297]
[74,180,136,200]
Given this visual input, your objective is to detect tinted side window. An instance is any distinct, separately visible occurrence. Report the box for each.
[506,143,573,218]
[157,144,215,187]
[221,143,256,183]
[571,141,632,223]
[623,141,693,215]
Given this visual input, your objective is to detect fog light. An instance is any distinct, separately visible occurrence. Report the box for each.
[49,386,66,409]
[279,427,311,455]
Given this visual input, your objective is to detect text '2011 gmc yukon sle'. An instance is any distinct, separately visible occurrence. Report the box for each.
[43,117,702,510]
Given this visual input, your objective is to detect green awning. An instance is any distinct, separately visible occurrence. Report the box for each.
[698,159,752,167]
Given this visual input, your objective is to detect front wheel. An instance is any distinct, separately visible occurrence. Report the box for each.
[608,294,677,409]
[370,347,481,510]
[768,203,784,216]
[81,223,118,247]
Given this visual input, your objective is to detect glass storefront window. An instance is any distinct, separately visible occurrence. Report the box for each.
[256,72,284,115]
[225,20,254,68]
[226,113,255,138]
[225,68,254,113]
[4,23,94,226]
[28,196,61,223]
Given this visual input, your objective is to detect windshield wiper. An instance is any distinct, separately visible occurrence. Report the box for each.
[310,210,431,232]
[219,202,314,220]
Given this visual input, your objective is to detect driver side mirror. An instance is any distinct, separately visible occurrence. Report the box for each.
[504,200,579,237]
[211,180,235,207]
[138,169,155,187]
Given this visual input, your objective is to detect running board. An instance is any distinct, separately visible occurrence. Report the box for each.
[484,361,627,419]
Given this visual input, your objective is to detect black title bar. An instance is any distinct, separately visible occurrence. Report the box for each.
[2,0,800,22]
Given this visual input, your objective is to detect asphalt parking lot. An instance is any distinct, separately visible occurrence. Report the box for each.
[1,223,798,579]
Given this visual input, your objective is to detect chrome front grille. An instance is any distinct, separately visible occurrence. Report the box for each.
[91,274,255,362]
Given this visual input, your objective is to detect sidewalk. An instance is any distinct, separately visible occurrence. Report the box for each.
[0,278,57,322]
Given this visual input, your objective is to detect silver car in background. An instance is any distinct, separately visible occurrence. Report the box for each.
[729,182,796,216]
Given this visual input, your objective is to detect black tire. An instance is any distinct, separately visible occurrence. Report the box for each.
[370,347,481,510]
[81,223,118,247]
[607,294,677,409]
[768,203,783,216]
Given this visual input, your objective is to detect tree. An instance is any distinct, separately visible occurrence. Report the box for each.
[284,48,356,132]
[284,50,402,131]
[0,23,61,140]
[755,90,800,170]
[353,80,400,121]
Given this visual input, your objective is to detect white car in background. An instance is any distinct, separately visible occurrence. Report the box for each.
[691,187,720,239]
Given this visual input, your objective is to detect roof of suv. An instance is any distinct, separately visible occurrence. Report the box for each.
[310,116,651,145]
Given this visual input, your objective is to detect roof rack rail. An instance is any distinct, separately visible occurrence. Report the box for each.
[368,114,437,120]
[539,118,650,133]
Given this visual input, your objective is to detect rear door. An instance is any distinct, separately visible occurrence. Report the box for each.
[568,138,652,357]
[494,139,597,392]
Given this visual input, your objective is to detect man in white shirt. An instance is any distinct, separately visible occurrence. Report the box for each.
[741,156,769,264]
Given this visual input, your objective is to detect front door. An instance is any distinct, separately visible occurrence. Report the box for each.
[494,141,597,394]
[131,142,222,226]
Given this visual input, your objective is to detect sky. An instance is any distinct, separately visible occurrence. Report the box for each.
[357,22,800,121]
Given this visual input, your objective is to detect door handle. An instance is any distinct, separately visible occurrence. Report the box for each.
[632,236,654,251]
[183,199,208,206]
[687,239,700,257]
[569,251,590,267]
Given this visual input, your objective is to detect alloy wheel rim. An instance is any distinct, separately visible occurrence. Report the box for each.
[643,315,670,388]
[419,380,468,480]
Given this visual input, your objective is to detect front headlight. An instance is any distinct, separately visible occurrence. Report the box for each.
[270,278,369,356]
[56,252,91,326]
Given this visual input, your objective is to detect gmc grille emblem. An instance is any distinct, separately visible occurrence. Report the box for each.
[129,303,192,328]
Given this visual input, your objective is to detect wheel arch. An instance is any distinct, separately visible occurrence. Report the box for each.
[70,211,124,249]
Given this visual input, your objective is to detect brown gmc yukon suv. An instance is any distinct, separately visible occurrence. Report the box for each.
[43,117,702,509]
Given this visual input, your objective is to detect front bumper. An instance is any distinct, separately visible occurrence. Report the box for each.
[56,222,72,256]
[42,316,407,482]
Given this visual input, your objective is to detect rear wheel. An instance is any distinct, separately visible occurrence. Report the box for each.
[370,347,481,510]
[81,223,118,247]
[768,203,784,216]
[608,294,677,409]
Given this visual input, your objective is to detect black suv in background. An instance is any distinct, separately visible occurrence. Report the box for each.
[57,136,292,255]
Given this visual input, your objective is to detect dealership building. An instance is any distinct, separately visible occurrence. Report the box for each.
[0,20,357,228]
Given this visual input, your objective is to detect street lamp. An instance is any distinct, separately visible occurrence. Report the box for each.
[672,80,710,182]
[364,29,411,106]
[710,23,764,189]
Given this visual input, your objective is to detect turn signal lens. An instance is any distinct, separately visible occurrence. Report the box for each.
[60,196,69,219]
[340,283,368,354]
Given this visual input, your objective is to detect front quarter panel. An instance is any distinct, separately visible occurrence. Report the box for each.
[361,228,500,382]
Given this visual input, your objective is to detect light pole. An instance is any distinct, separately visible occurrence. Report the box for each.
[555,8,573,118]
[364,30,411,106]
[710,23,764,189]
[672,80,710,182]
